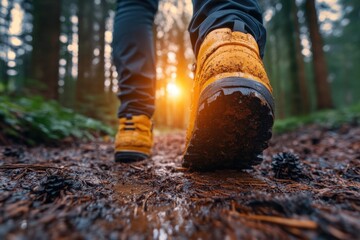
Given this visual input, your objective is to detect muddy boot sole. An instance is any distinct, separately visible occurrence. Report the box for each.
[115,151,149,163]
[183,77,274,170]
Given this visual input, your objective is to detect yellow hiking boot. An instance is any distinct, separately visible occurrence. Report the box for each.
[114,114,153,162]
[183,28,275,170]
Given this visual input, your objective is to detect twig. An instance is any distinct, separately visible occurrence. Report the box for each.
[0,164,61,170]
[173,167,188,172]
[233,212,318,230]
[130,165,143,171]
[14,168,28,180]
[211,189,230,197]
[142,191,156,212]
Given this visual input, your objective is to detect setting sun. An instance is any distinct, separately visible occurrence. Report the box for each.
[166,82,181,98]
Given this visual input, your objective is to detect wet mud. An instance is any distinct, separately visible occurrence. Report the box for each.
[1,124,359,239]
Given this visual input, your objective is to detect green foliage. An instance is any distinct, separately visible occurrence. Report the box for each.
[274,103,360,133]
[0,96,115,145]
[0,82,5,93]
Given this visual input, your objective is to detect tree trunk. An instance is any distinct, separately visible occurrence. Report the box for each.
[274,29,286,119]
[90,0,107,119]
[155,23,168,126]
[292,0,310,114]
[76,0,94,109]
[31,0,61,99]
[283,0,302,116]
[76,0,108,120]
[305,0,333,109]
[92,0,106,94]
[1,0,14,92]
[62,32,75,108]
[59,0,76,108]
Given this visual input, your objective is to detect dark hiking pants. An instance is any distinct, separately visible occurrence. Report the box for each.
[112,0,266,118]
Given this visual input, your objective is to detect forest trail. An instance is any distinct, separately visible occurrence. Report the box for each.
[1,124,359,239]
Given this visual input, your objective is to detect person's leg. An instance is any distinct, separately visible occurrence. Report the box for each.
[112,0,158,162]
[183,0,274,169]
[112,0,158,118]
[189,0,266,58]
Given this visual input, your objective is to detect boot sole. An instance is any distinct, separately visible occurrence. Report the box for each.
[183,77,274,170]
[115,151,149,163]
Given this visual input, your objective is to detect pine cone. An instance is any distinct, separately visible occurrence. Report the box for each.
[271,152,303,180]
[39,175,73,202]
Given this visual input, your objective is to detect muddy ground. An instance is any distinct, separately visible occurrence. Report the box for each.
[0,123,359,239]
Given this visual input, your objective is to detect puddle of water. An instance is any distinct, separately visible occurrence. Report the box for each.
[114,182,151,200]
[188,171,268,188]
[111,169,270,238]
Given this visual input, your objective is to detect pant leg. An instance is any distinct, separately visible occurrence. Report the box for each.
[112,0,158,118]
[189,0,266,58]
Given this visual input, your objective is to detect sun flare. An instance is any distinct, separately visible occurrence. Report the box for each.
[166,82,181,98]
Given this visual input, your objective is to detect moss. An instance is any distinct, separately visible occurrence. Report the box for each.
[274,103,360,133]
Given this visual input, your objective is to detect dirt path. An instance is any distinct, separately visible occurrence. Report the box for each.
[1,124,359,239]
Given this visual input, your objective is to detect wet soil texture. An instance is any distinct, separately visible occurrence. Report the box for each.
[1,123,359,239]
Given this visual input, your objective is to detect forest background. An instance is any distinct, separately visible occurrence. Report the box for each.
[0,0,359,138]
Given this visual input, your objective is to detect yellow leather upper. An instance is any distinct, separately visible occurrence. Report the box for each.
[115,115,153,155]
[185,28,272,146]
